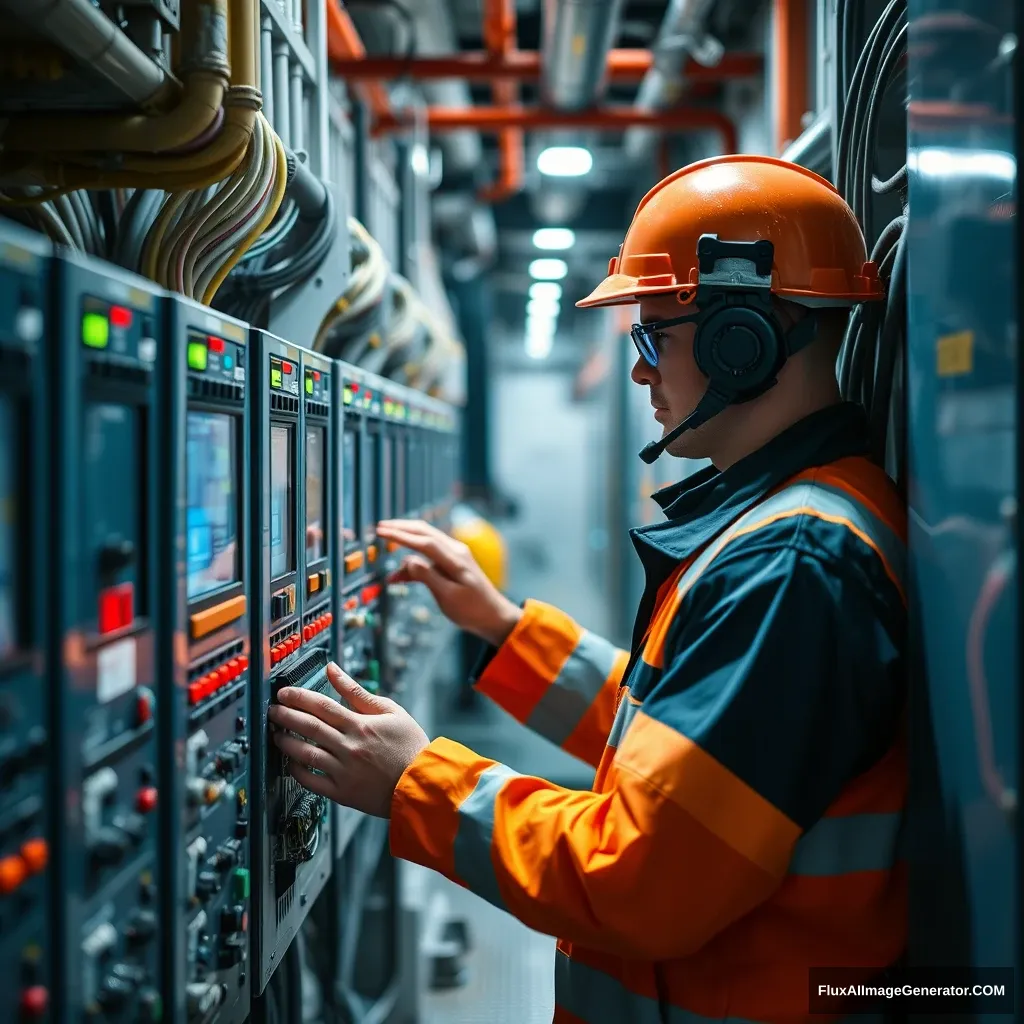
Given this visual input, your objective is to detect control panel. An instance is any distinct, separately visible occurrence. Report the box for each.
[0,220,52,1024]
[162,297,253,1024]
[52,252,164,1023]
[250,331,333,995]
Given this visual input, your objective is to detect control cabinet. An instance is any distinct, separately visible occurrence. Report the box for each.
[0,220,52,1024]
[51,253,164,1023]
[161,298,253,1024]
[250,331,333,995]
[335,367,384,697]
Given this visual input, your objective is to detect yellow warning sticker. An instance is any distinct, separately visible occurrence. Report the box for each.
[936,329,974,377]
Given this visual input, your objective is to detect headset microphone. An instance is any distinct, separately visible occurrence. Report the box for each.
[638,387,732,464]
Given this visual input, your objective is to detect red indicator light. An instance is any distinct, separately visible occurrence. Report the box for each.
[313,370,320,381]
[350,382,359,392]
[136,691,153,725]
[208,336,225,354]
[98,590,121,634]
[136,787,158,814]
[282,361,293,374]
[364,390,372,399]
[109,305,132,329]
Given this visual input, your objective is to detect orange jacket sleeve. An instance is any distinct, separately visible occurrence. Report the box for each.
[472,598,629,768]
[390,549,906,961]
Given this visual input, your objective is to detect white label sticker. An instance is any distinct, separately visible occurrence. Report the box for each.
[234,366,245,382]
[97,638,137,704]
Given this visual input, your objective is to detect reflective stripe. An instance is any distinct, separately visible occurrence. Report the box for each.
[452,763,520,911]
[524,630,620,746]
[607,695,641,749]
[674,478,906,603]
[557,952,764,1024]
[789,812,904,877]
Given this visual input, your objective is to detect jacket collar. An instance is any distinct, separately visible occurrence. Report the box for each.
[630,402,872,565]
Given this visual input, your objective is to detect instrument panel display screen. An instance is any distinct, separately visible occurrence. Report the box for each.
[270,423,294,579]
[305,426,325,563]
[187,411,238,601]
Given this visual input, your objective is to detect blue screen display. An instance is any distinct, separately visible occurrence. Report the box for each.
[186,412,237,600]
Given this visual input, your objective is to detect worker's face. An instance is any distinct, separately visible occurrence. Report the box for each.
[631,295,725,460]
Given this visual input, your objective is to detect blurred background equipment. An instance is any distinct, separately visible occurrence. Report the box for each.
[0,0,1019,1020]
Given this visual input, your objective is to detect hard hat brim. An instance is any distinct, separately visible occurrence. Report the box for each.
[575,274,682,309]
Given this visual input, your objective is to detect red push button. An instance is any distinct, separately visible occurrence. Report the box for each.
[214,665,231,687]
[208,335,225,354]
[270,646,281,665]
[136,690,153,725]
[0,855,26,895]
[136,787,158,814]
[188,681,204,705]
[20,986,48,1018]
[303,626,313,641]
[238,655,249,673]
[200,675,218,699]
[119,583,134,627]
[98,590,121,634]
[21,838,48,875]
[325,612,333,626]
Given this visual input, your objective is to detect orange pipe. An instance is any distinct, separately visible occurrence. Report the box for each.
[773,0,809,154]
[478,0,523,203]
[326,2,392,121]
[330,50,763,84]
[374,105,739,154]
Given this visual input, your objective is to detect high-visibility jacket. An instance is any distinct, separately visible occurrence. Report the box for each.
[390,402,907,1023]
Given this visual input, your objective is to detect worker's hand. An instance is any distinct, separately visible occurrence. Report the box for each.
[268,663,428,818]
[376,519,522,647]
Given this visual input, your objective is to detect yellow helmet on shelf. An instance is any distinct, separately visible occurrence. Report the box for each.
[449,504,508,591]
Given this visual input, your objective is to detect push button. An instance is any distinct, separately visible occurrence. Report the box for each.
[19,986,48,1018]
[0,854,26,894]
[136,787,158,814]
[21,838,48,875]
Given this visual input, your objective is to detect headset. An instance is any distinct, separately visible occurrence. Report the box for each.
[636,234,818,464]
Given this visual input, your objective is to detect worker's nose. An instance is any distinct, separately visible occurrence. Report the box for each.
[631,354,659,386]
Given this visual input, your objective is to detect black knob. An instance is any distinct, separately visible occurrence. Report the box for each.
[220,905,244,933]
[125,909,157,943]
[196,871,220,900]
[91,827,129,865]
[235,818,249,837]
[98,538,136,577]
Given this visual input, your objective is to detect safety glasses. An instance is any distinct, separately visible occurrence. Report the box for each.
[629,312,700,367]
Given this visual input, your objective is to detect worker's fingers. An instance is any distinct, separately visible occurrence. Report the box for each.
[378,519,446,539]
[272,732,341,777]
[286,760,336,801]
[267,703,346,753]
[374,524,465,577]
[326,662,392,715]
[398,555,461,599]
[275,686,357,732]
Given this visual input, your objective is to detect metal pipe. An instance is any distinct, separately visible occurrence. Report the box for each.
[779,112,831,178]
[624,0,722,162]
[479,0,523,202]
[261,18,275,126]
[773,0,810,154]
[273,43,292,147]
[1,0,171,106]
[539,0,627,110]
[329,49,762,83]
[324,1,393,120]
[290,63,304,152]
[374,105,738,152]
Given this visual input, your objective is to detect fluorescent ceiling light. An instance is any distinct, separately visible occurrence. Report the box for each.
[533,227,575,250]
[529,258,568,280]
[529,281,562,301]
[527,298,560,318]
[525,332,553,360]
[525,315,555,339]
[537,146,593,177]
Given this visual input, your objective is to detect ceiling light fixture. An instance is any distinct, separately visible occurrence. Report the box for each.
[533,227,575,250]
[529,258,568,281]
[527,298,560,318]
[537,146,593,177]
[529,281,562,301]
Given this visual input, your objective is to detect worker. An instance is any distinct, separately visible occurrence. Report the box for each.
[268,155,907,1022]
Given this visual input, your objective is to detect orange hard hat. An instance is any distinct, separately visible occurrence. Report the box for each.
[577,155,883,309]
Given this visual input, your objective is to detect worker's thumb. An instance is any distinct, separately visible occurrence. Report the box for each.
[326,662,391,715]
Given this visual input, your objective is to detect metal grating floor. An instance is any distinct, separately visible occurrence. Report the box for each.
[420,878,555,1024]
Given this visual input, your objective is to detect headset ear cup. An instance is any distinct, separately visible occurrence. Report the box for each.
[698,304,783,396]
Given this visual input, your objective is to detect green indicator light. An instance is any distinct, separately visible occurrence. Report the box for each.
[232,867,250,899]
[187,340,207,371]
[305,376,313,394]
[343,388,353,404]
[82,312,109,349]
[271,368,283,389]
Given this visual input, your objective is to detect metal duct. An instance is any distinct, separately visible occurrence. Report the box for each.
[780,113,832,180]
[540,0,628,110]
[624,0,723,162]
[349,0,481,173]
